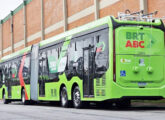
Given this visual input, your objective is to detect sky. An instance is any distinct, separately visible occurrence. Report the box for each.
[0,0,23,20]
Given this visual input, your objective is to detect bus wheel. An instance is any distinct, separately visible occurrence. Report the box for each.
[3,93,9,104]
[60,87,69,108]
[21,89,28,105]
[73,86,82,108]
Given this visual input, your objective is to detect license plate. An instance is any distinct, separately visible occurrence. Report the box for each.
[138,82,147,87]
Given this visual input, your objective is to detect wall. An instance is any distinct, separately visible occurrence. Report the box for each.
[13,9,24,52]
[148,0,165,22]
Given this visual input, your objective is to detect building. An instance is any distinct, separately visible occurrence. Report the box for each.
[0,0,164,57]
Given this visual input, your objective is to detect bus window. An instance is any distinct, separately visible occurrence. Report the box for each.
[95,32,109,77]
[39,51,49,79]
[39,51,47,96]
[75,39,84,78]
[11,61,18,85]
[47,47,59,81]
[66,41,77,80]
[23,55,30,84]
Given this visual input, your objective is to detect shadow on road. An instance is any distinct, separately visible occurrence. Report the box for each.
[7,101,165,111]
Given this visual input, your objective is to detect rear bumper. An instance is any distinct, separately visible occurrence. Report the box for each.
[109,82,165,100]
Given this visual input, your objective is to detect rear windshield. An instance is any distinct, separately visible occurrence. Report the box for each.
[115,26,164,55]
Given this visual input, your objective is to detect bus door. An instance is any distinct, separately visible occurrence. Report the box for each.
[38,51,47,97]
[83,46,94,97]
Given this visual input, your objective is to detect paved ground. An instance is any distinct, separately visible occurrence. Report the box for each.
[0,101,165,120]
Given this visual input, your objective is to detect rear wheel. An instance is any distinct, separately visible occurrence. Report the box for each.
[73,86,82,108]
[2,92,9,104]
[21,89,28,105]
[60,87,69,108]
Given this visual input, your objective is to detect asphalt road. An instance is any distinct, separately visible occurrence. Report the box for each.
[0,101,165,120]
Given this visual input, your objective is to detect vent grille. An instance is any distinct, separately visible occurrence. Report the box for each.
[96,78,100,86]
[102,74,106,86]
[51,89,57,97]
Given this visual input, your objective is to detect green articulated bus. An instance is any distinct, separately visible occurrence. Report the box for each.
[0,14,165,108]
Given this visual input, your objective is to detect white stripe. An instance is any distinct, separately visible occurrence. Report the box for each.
[14,40,24,49]
[100,0,120,9]
[3,46,12,54]
[45,21,63,34]
[27,31,42,42]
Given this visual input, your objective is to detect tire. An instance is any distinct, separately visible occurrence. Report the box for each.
[72,86,82,108]
[21,89,28,105]
[60,87,69,108]
[2,92,9,104]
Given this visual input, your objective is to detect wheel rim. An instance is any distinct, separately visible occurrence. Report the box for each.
[73,89,80,107]
[61,89,67,106]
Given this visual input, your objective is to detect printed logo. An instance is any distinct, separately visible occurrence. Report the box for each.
[120,58,131,63]
[125,32,145,48]
[96,42,105,52]
[125,40,144,48]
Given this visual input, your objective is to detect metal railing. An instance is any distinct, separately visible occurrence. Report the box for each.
[117,10,165,22]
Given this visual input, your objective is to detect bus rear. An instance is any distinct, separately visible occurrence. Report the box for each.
[111,13,165,100]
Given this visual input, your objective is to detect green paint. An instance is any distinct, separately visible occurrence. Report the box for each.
[1,46,31,62]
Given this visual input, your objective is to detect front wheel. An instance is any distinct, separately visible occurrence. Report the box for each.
[72,86,82,108]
